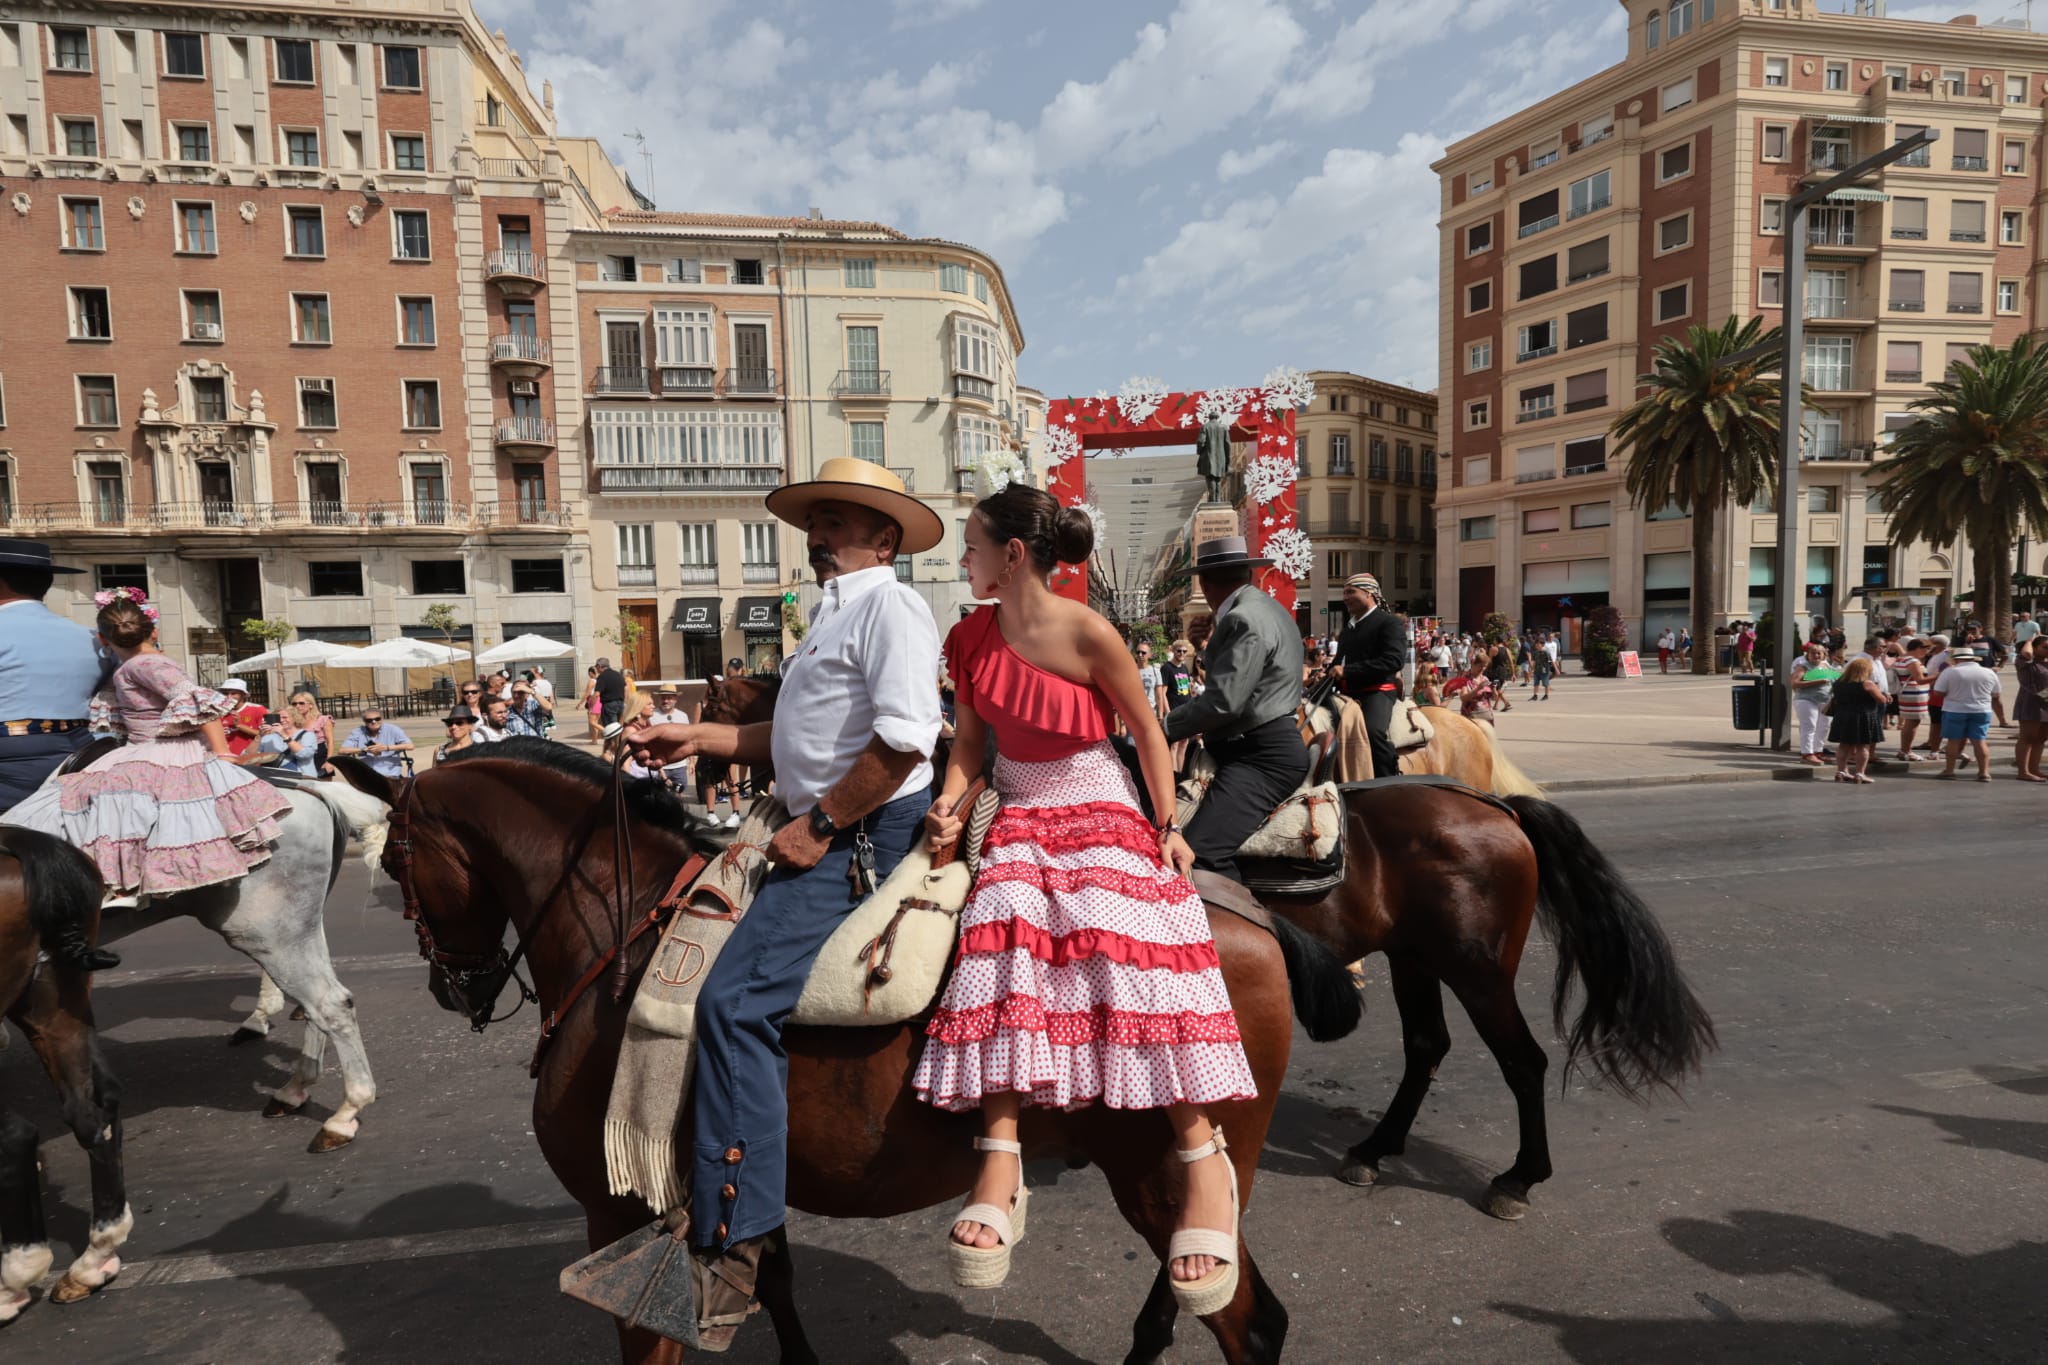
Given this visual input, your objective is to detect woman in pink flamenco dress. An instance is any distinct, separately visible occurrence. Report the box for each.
[913,484,1255,1316]
[58,590,291,898]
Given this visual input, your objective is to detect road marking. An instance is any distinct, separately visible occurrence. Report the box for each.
[1905,1060,2048,1091]
[100,1218,588,1292]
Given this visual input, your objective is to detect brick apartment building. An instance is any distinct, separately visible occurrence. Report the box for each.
[0,0,636,698]
[1434,0,2048,651]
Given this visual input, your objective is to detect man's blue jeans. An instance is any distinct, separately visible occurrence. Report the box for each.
[689,791,925,1251]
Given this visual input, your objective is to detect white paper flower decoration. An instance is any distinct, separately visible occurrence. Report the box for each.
[1196,386,1256,427]
[1241,455,1298,506]
[1263,527,1314,581]
[1261,366,1316,413]
[975,447,1025,497]
[1040,425,1082,468]
[1116,376,1169,427]
[1073,501,1107,546]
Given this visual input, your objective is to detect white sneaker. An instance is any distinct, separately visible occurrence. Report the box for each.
[101,891,141,910]
[723,812,743,829]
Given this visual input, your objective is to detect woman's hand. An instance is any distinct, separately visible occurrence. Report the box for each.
[1160,828,1195,878]
[925,794,964,854]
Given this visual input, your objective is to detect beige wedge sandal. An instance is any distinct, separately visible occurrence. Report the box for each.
[948,1136,1029,1289]
[1167,1127,1240,1317]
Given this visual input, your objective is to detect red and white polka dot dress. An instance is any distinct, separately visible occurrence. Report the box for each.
[913,608,1257,1114]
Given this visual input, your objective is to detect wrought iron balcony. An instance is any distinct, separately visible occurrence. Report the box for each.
[721,367,778,397]
[591,463,784,494]
[484,249,546,289]
[830,369,890,398]
[490,334,552,375]
[1564,460,1607,478]
[659,366,715,397]
[495,417,556,450]
[591,367,649,395]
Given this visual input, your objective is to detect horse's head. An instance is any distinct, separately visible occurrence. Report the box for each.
[701,674,779,727]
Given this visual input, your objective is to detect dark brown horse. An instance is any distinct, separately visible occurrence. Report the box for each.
[336,741,1364,1365]
[704,674,1713,1221]
[0,827,130,1322]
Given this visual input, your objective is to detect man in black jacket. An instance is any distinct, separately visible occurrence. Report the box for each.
[1333,572,1406,778]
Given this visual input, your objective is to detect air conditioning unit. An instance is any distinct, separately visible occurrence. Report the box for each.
[509,379,540,397]
[192,321,222,339]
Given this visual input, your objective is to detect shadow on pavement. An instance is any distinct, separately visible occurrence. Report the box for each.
[1494,1209,2048,1362]
[1868,1103,2048,1166]
[1258,1090,1500,1207]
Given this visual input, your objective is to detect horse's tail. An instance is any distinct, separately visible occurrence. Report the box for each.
[299,782,390,869]
[1269,914,1364,1043]
[0,825,105,953]
[1482,730,1545,800]
[1503,795,1716,1099]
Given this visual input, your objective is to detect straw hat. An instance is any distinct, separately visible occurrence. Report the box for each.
[764,457,943,555]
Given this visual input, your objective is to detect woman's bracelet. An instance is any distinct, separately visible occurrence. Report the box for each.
[1156,820,1181,838]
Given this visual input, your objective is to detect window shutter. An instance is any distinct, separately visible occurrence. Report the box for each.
[1885,341,1919,374]
[1514,444,1556,477]
[1564,371,1607,408]
[1566,236,1609,281]
[1517,189,1559,230]
[1893,197,1927,232]
[1947,272,1982,309]
[1953,128,1988,158]
[1566,302,1609,347]
[1519,255,1558,299]
[1889,269,1924,305]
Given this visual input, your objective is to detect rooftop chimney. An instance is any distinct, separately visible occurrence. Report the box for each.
[808,207,824,220]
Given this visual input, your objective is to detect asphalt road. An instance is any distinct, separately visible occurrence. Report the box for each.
[4,781,2045,1364]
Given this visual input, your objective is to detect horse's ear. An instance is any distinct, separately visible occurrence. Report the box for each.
[329,755,395,807]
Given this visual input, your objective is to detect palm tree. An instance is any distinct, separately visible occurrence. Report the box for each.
[1610,317,1795,674]
[1877,336,2048,641]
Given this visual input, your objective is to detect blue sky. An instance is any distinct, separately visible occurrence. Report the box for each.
[478,0,1990,401]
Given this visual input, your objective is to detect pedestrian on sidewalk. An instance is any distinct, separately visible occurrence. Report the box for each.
[1678,627,1692,669]
[1893,639,1934,761]
[1485,641,1515,712]
[1543,630,1563,678]
[1735,622,1757,672]
[1789,641,1839,765]
[1934,647,2000,782]
[2012,635,2048,783]
[1828,658,1886,784]
[1530,639,1555,700]
[1656,628,1675,674]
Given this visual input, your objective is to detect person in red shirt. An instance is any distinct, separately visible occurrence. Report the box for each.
[218,678,267,757]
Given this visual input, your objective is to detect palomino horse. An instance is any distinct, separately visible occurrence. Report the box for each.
[337,741,1363,1365]
[693,673,1707,1227]
[0,827,129,1322]
[336,736,1711,1362]
[4,747,387,1152]
[1398,706,1543,797]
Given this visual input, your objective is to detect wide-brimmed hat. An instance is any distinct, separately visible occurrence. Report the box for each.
[1948,646,1978,663]
[220,677,251,694]
[764,457,944,555]
[0,537,83,573]
[1190,535,1271,572]
[443,705,480,726]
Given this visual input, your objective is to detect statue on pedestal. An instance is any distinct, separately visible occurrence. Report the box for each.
[1195,418,1233,504]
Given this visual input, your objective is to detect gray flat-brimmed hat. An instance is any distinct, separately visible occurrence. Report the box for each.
[1190,535,1272,571]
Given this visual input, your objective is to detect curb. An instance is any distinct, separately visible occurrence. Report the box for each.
[1540,769,1784,793]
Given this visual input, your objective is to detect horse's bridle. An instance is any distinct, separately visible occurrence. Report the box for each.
[384,774,537,1032]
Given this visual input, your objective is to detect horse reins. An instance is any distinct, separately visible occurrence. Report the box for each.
[384,763,707,1070]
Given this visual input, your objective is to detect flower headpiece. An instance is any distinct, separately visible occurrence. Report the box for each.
[93,585,160,622]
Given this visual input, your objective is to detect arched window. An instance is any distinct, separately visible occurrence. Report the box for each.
[1669,0,1693,37]
[1646,10,1662,50]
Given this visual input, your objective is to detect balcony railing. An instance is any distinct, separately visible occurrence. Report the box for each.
[721,367,777,396]
[1808,147,1853,172]
[1889,299,1926,312]
[1328,460,1355,476]
[1564,460,1608,477]
[1369,520,1392,538]
[1367,462,1389,480]
[1514,470,1557,484]
[1948,302,1984,314]
[659,366,715,396]
[484,249,545,282]
[1568,195,1611,219]
[1394,468,1416,485]
[490,334,552,365]
[1420,469,1438,489]
[1896,146,1932,168]
[591,367,649,395]
[955,375,996,402]
[679,565,718,585]
[475,157,539,179]
[1516,402,1555,423]
[1953,155,1990,171]
[1395,526,1418,542]
[742,564,781,584]
[1890,226,1928,240]
[1884,369,1922,384]
[830,369,890,398]
[889,466,917,492]
[2,499,536,533]
[1310,519,1362,536]
[1517,344,1558,362]
[495,417,556,447]
[618,565,656,587]
[1517,214,1560,239]
[591,464,784,493]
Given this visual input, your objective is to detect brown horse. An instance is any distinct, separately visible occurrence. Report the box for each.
[336,741,1364,1365]
[0,827,130,1323]
[697,674,1708,1224]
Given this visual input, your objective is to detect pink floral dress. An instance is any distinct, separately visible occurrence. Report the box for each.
[58,653,292,896]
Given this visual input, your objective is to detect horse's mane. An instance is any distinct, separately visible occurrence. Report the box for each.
[437,739,717,847]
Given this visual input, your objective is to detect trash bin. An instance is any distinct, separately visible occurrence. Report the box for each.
[1731,676,1763,731]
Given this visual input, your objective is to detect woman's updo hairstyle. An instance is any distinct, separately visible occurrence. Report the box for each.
[975,483,1094,573]
[96,597,154,649]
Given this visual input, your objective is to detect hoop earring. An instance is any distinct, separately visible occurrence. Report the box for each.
[996,568,1014,589]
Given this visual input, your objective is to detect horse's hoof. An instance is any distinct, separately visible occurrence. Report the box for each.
[262,1097,306,1118]
[228,1026,265,1047]
[307,1126,355,1154]
[0,1288,27,1323]
[1482,1182,1530,1221]
[1336,1156,1381,1187]
[290,1006,307,1021]
[49,1266,113,1305]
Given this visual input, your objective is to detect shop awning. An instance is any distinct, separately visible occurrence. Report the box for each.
[1826,187,1890,202]
[673,598,721,635]
[735,596,781,634]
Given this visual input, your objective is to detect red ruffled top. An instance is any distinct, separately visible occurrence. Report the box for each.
[947,606,1113,762]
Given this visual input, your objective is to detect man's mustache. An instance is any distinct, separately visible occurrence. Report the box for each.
[808,546,836,564]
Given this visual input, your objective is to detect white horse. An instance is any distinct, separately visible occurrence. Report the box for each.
[4,771,390,1154]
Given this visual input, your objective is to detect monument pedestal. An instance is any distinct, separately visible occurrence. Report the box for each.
[1189,502,1238,548]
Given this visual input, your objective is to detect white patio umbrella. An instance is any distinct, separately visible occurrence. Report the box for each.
[473,633,577,667]
[227,639,369,671]
[351,638,473,668]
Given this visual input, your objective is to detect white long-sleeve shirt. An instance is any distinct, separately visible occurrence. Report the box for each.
[771,564,941,815]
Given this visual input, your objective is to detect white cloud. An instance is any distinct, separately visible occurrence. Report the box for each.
[1445,3,1629,133]
[1037,0,1306,170]
[1217,140,1293,181]
[892,0,989,24]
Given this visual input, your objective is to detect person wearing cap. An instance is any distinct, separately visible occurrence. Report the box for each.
[217,678,267,757]
[0,538,113,815]
[1160,537,1309,882]
[1332,571,1407,778]
[434,705,483,761]
[627,457,942,1328]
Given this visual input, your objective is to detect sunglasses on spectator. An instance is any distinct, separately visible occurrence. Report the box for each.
[461,688,483,696]
[445,720,471,729]
[363,716,382,725]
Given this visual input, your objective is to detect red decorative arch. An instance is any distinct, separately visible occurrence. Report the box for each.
[1040,379,1310,611]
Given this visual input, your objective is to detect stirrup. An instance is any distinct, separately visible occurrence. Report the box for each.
[1167,1127,1240,1317]
[948,1136,1029,1289]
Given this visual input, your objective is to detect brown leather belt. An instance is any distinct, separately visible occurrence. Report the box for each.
[0,719,88,737]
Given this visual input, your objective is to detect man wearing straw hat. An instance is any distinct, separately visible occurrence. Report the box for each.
[1332,571,1407,778]
[628,458,943,1330]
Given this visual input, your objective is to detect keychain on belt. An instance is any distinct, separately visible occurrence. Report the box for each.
[848,824,878,898]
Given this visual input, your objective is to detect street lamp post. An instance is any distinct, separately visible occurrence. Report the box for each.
[1723,126,1937,748]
